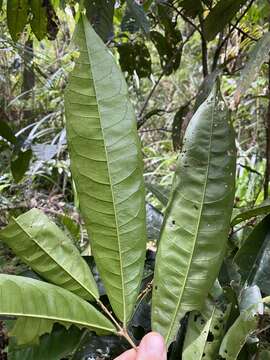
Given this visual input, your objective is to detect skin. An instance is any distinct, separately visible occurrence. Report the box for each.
[115,332,167,360]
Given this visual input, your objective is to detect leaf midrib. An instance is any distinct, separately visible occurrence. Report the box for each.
[82,17,127,325]
[0,311,115,333]
[165,96,216,344]
[13,217,97,301]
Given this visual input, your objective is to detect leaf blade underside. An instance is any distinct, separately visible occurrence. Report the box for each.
[65,16,147,325]
[151,83,236,346]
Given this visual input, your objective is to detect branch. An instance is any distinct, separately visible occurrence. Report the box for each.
[199,14,208,77]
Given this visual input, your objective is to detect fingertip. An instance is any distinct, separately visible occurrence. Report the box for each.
[137,332,166,360]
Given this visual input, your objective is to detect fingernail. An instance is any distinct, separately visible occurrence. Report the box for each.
[137,332,166,360]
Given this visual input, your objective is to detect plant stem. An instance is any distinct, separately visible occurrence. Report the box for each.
[96,299,137,350]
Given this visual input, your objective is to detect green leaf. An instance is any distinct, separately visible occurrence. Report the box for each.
[151,82,236,346]
[183,299,231,359]
[234,214,270,292]
[124,0,150,35]
[146,203,163,241]
[219,286,263,359]
[231,199,270,226]
[0,208,99,301]
[8,325,83,360]
[146,182,170,206]
[30,0,48,41]
[85,0,115,42]
[7,0,29,42]
[65,16,146,325]
[180,0,203,18]
[0,119,17,144]
[235,32,270,103]
[117,41,152,78]
[259,351,270,360]
[194,69,222,112]
[11,149,32,183]
[203,0,248,41]
[0,274,116,345]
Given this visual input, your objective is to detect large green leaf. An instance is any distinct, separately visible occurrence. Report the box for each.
[8,325,83,360]
[0,208,99,301]
[234,214,270,293]
[65,16,146,325]
[183,299,231,359]
[235,32,270,103]
[151,83,236,346]
[7,0,29,42]
[30,0,48,41]
[0,275,116,345]
[203,0,248,41]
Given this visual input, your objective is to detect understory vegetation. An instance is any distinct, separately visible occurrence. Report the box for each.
[1,1,270,359]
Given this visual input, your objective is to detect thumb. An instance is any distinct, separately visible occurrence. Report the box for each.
[137,332,167,360]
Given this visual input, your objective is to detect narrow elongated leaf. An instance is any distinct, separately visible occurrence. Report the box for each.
[0,208,99,301]
[65,16,146,325]
[183,300,231,360]
[146,182,170,206]
[231,199,270,226]
[8,325,83,360]
[203,0,248,41]
[235,32,270,103]
[151,83,236,346]
[7,0,29,41]
[0,275,116,345]
[219,286,263,359]
[234,214,270,291]
[30,0,48,41]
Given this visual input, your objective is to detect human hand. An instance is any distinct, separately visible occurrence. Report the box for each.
[115,332,166,360]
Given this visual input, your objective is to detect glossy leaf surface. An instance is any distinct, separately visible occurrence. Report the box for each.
[0,208,99,301]
[0,275,116,345]
[152,83,236,346]
[65,16,146,325]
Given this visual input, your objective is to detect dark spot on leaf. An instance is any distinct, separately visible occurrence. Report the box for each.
[214,325,219,330]
[172,220,175,225]
[207,332,214,342]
